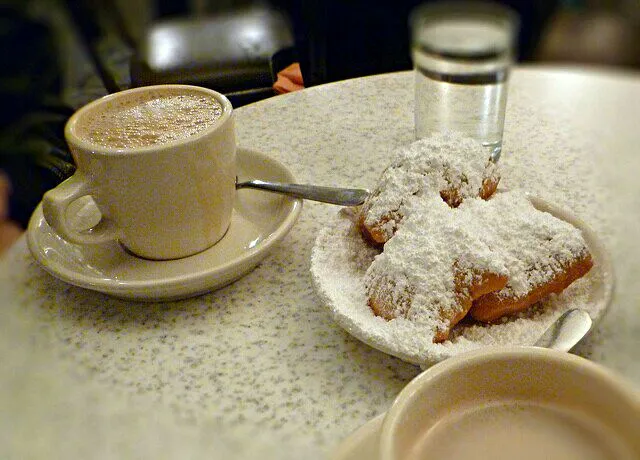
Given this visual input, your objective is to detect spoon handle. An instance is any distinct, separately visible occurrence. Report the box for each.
[236,179,370,206]
[533,309,592,352]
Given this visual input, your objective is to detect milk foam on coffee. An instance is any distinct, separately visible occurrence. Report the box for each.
[77,89,223,149]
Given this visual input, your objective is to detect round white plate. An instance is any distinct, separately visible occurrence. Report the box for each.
[27,148,302,301]
[311,195,614,367]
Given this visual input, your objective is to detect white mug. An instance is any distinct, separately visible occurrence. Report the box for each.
[43,85,236,260]
[379,347,640,460]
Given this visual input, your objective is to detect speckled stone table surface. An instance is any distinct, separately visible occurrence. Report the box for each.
[1,67,639,459]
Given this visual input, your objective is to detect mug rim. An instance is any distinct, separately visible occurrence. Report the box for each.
[65,84,233,155]
[379,346,640,460]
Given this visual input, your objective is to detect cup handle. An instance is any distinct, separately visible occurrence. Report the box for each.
[42,173,119,245]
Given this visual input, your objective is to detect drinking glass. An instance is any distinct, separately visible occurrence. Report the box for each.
[410,1,519,161]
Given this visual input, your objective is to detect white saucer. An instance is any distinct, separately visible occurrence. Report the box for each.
[331,413,384,460]
[27,148,302,301]
[311,194,614,367]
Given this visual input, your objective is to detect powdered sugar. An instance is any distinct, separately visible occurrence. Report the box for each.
[364,194,507,339]
[362,190,591,342]
[310,195,611,366]
[459,192,590,298]
[361,134,499,241]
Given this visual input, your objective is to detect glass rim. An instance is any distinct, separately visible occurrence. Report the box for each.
[409,0,520,33]
[409,1,520,58]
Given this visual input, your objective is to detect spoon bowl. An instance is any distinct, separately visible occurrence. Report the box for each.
[533,308,592,352]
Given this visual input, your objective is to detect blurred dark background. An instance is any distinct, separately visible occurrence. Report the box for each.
[4,0,640,110]
[0,0,639,245]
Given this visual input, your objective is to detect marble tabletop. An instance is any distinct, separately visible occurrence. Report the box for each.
[1,66,639,460]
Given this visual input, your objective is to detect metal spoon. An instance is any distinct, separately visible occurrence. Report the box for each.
[236,179,370,206]
[533,309,592,352]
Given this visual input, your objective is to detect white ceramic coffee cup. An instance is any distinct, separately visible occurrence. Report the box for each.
[379,347,640,460]
[43,85,235,260]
